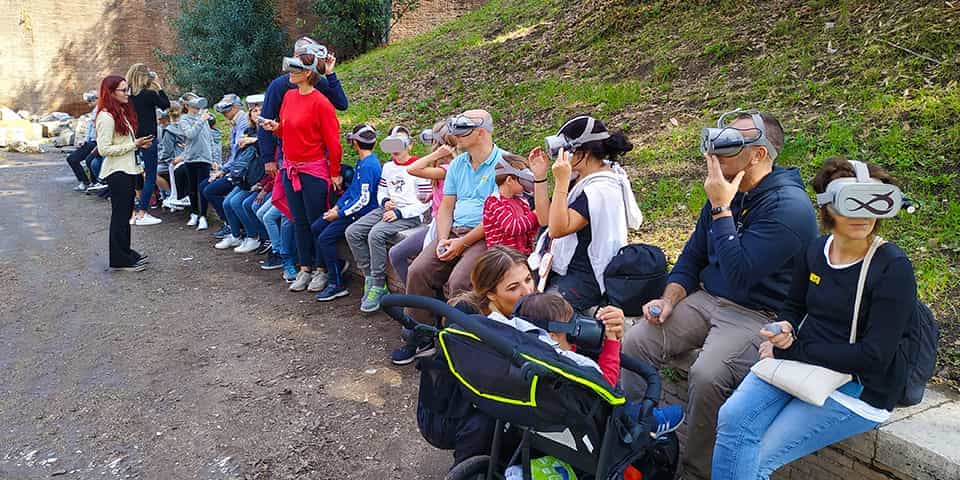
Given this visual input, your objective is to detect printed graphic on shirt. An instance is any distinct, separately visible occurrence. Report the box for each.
[389,175,406,194]
[810,272,821,285]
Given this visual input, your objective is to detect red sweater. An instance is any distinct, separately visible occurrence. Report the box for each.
[482,193,539,254]
[276,88,341,179]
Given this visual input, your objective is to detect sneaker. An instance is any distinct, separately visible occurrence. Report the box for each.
[187,214,199,226]
[171,197,192,207]
[652,405,685,438]
[74,182,88,192]
[129,216,136,225]
[212,224,231,239]
[215,235,242,250]
[260,252,284,270]
[307,270,328,292]
[361,276,373,301]
[134,213,162,226]
[234,237,261,253]
[360,284,389,313]
[197,217,208,231]
[256,241,272,255]
[391,341,436,366]
[282,262,298,282]
[315,284,349,302]
[85,182,107,194]
[289,270,313,292]
[110,264,147,272]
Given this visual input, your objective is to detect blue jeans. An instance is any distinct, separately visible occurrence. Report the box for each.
[240,191,268,239]
[203,177,234,223]
[712,373,881,480]
[90,155,103,181]
[224,187,254,237]
[282,171,329,268]
[281,217,295,263]
[310,216,356,286]
[137,140,159,211]
[258,202,283,253]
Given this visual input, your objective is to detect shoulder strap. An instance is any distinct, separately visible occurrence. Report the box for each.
[850,236,887,344]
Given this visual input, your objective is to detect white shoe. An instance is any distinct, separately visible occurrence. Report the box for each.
[74,182,88,192]
[289,271,313,292]
[134,213,162,226]
[307,270,329,292]
[187,214,199,226]
[129,216,136,225]
[234,237,261,254]
[172,197,192,207]
[197,217,209,231]
[215,235,242,250]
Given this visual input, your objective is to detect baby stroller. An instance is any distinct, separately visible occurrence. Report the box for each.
[381,294,679,480]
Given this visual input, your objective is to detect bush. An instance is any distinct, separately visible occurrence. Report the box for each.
[157,0,287,101]
[312,0,392,60]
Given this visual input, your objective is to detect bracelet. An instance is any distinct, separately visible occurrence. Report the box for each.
[534,178,548,184]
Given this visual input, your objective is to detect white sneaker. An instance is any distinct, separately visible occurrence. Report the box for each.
[74,182,88,192]
[234,237,261,254]
[187,214,199,226]
[134,213,162,226]
[129,216,136,225]
[307,270,329,292]
[172,197,192,207]
[289,271,313,292]
[215,235,242,250]
[197,217,209,231]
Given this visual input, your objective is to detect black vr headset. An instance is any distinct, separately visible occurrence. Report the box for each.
[511,296,606,350]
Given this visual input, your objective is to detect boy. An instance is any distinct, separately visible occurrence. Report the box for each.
[514,293,685,437]
[307,124,382,300]
[482,154,544,254]
[346,126,431,312]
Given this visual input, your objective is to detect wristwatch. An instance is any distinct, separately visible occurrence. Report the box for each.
[710,205,731,215]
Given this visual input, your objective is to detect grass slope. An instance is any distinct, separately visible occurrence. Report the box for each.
[335,0,960,388]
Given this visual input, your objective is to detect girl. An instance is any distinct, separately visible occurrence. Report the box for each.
[175,92,214,231]
[125,63,170,226]
[95,75,154,271]
[712,158,917,479]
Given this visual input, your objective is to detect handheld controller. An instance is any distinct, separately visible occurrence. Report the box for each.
[763,322,783,336]
[649,305,662,318]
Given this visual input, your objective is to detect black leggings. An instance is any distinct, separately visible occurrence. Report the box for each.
[66,142,96,183]
[104,172,140,267]
[183,162,210,216]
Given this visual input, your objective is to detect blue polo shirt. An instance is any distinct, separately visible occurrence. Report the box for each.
[443,146,503,228]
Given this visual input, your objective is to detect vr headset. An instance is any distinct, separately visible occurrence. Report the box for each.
[381,126,412,154]
[815,160,914,218]
[82,90,98,103]
[700,108,779,161]
[494,157,536,194]
[345,124,377,145]
[419,129,436,145]
[214,94,242,114]
[447,114,493,136]
[179,93,208,110]
[544,116,610,159]
[512,297,605,350]
[282,44,327,74]
[245,93,265,106]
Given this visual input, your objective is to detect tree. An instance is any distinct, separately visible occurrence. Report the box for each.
[312,0,421,59]
[157,0,287,101]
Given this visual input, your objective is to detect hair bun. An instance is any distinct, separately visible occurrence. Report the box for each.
[605,132,633,157]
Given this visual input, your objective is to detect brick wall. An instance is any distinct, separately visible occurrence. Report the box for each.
[0,0,316,117]
[389,0,487,42]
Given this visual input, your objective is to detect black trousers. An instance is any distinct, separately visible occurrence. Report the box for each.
[66,142,96,183]
[104,172,140,267]
[184,162,210,216]
[173,165,189,200]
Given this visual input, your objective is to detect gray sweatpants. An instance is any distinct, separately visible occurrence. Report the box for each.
[345,207,421,285]
[620,290,773,479]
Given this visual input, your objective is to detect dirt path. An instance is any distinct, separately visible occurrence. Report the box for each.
[0,151,450,479]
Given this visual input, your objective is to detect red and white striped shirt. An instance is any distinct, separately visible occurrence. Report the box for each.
[482,193,539,254]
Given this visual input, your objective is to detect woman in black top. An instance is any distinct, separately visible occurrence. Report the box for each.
[711,158,917,480]
[126,63,171,226]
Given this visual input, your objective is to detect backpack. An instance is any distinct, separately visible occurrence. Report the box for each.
[898,302,940,406]
[603,244,668,316]
[415,352,477,449]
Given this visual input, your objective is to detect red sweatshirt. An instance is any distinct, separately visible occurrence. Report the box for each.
[482,193,539,254]
[276,88,341,186]
[572,339,622,387]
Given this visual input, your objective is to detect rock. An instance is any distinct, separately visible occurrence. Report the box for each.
[8,140,47,154]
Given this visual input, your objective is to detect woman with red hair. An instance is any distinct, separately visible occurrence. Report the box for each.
[95,75,155,271]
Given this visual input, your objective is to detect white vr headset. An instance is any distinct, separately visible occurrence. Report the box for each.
[381,126,412,154]
[815,160,913,218]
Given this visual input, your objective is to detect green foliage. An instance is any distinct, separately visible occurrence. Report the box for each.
[312,0,391,60]
[157,0,287,101]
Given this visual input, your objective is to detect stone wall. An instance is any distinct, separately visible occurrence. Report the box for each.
[389,0,487,42]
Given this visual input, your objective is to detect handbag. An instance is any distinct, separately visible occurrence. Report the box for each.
[750,236,885,406]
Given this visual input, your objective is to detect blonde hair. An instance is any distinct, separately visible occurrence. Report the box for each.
[167,101,182,121]
[125,63,154,96]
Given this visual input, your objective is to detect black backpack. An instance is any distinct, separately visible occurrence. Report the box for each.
[603,244,668,316]
[898,302,940,406]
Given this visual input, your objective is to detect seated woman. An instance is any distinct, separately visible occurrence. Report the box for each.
[528,115,643,313]
[712,158,918,480]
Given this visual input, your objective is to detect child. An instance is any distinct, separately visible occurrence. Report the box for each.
[176,93,214,231]
[346,126,431,312]
[514,293,685,437]
[482,154,545,255]
[308,124,383,300]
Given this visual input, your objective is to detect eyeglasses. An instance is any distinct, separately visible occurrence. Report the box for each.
[114,87,131,95]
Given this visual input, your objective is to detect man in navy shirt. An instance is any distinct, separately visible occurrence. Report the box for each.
[258,36,349,174]
[622,111,817,479]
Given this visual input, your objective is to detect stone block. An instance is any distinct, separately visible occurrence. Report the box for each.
[883,387,952,424]
[876,401,960,480]
[835,429,877,462]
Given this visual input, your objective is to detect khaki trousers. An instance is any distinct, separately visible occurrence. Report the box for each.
[621,290,773,479]
[404,228,487,325]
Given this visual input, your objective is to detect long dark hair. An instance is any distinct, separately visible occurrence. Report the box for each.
[449,246,530,314]
[559,115,633,164]
[97,75,138,136]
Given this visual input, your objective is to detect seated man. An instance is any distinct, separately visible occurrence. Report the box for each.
[621,110,817,479]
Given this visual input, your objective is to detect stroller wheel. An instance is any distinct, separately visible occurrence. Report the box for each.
[445,455,492,480]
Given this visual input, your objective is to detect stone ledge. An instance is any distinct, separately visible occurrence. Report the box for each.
[641,338,960,480]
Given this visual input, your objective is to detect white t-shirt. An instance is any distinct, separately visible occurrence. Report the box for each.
[822,235,891,423]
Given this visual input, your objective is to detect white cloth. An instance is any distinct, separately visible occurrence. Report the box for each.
[95,111,142,178]
[486,311,601,374]
[378,160,432,220]
[528,165,642,293]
